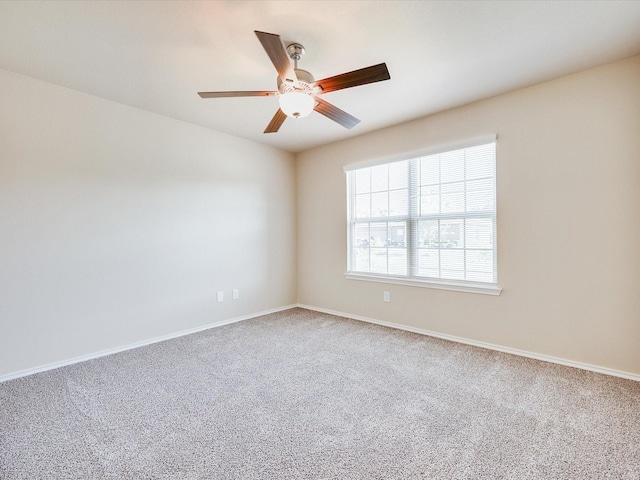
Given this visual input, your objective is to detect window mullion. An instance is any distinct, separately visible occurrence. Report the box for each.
[347,173,353,272]
[463,149,467,280]
[437,155,442,279]
[408,159,418,277]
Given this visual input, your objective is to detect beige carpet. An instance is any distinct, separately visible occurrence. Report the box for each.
[1,307,639,479]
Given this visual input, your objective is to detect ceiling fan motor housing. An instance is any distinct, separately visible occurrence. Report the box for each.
[277,69,315,94]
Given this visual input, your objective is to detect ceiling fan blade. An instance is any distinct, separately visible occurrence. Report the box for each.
[264,108,287,133]
[313,97,360,129]
[313,63,390,94]
[254,31,297,83]
[198,91,276,98]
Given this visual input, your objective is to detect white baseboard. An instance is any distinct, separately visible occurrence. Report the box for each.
[5,303,638,384]
[0,304,297,383]
[296,304,640,383]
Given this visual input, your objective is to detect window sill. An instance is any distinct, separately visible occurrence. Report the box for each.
[344,272,502,296]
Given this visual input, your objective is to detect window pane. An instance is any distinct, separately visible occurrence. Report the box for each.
[371,192,388,217]
[389,189,408,216]
[420,192,440,215]
[371,165,388,192]
[353,247,370,272]
[388,248,407,275]
[441,182,464,194]
[466,178,493,192]
[420,155,439,185]
[355,193,370,218]
[466,250,494,282]
[441,193,464,213]
[388,222,406,247]
[466,144,495,180]
[440,249,464,279]
[389,161,408,189]
[466,218,493,249]
[421,184,439,196]
[466,250,493,273]
[354,223,370,247]
[370,248,387,273]
[466,178,494,212]
[440,219,464,248]
[417,249,439,277]
[441,182,465,213]
[440,149,465,183]
[370,223,387,246]
[466,270,494,283]
[417,220,439,247]
[355,169,371,194]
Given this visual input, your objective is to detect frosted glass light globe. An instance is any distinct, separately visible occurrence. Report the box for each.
[278,91,315,118]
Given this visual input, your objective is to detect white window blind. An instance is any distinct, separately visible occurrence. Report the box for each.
[346,137,498,293]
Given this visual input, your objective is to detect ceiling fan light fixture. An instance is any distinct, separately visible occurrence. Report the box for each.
[278,91,315,118]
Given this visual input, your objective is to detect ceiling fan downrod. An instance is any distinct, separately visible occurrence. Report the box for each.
[286,43,305,70]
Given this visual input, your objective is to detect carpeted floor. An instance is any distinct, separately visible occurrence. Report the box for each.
[1,308,639,479]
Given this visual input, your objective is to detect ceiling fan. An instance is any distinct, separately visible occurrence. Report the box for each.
[198,31,391,133]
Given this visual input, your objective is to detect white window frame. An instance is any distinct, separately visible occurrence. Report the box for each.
[344,135,501,296]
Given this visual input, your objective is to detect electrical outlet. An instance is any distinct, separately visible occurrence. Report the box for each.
[232,289,239,300]
[383,291,390,302]
[217,291,224,302]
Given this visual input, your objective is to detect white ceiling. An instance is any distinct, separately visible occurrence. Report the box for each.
[1,1,640,153]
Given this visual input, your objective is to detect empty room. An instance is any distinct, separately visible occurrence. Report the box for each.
[1,1,639,478]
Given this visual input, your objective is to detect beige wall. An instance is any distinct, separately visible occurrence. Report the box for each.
[2,55,639,380]
[0,69,297,377]
[296,55,640,375]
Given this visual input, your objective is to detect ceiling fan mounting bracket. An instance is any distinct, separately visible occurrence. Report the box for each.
[286,43,305,62]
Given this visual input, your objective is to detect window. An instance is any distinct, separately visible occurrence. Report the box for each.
[345,135,499,295]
